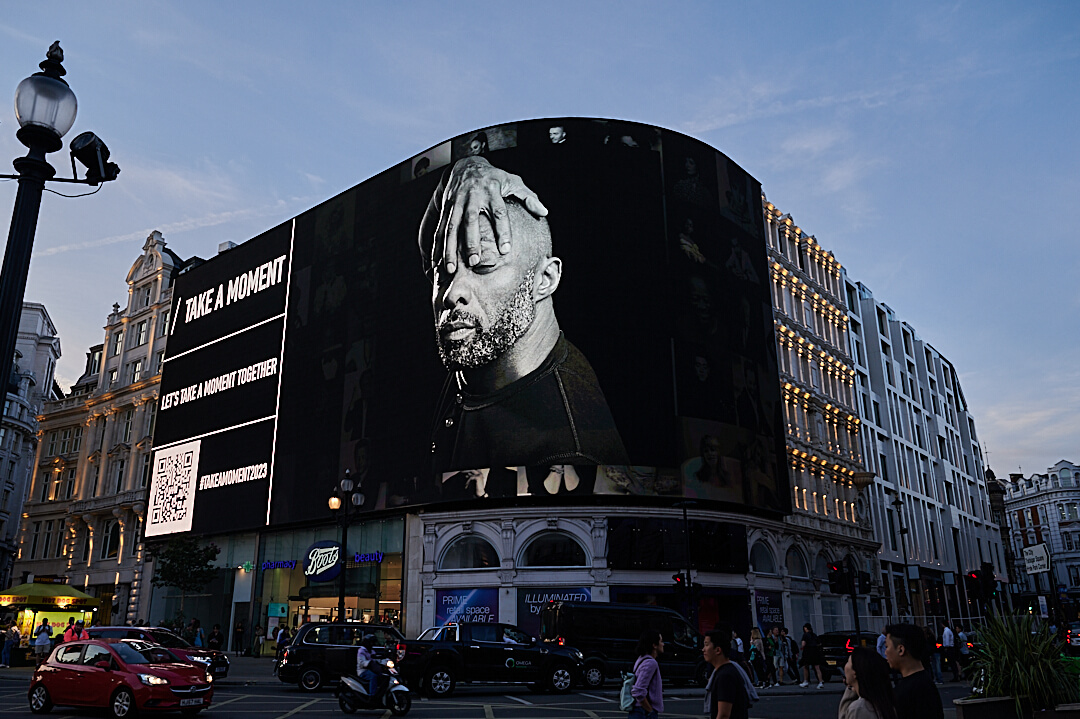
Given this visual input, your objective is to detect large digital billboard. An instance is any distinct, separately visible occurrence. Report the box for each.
[148,118,788,537]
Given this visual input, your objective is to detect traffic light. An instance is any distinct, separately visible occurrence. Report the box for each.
[979,562,997,598]
[672,572,686,594]
[965,570,983,601]
[828,563,853,594]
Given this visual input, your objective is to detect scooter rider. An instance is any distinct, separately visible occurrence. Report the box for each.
[356,634,379,698]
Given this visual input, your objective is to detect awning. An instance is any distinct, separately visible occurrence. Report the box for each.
[0,582,101,609]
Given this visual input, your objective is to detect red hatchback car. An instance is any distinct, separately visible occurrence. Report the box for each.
[28,639,214,717]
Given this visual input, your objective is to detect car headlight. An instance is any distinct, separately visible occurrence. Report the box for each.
[206,673,214,683]
[573,650,584,660]
[190,656,211,665]
[139,673,169,686]
[385,660,395,669]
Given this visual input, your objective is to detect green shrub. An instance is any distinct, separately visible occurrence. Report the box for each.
[970,614,1078,716]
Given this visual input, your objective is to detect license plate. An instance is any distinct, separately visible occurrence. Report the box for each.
[826,660,838,666]
[180,698,203,707]
[214,666,227,673]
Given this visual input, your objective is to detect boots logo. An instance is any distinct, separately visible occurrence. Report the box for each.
[303,540,342,582]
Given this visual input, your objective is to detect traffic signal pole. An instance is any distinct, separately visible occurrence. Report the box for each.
[848,561,862,641]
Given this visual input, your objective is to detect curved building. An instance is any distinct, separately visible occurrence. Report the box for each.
[145,119,878,645]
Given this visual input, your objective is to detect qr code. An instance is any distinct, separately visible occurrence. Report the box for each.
[146,440,200,536]
[152,451,194,524]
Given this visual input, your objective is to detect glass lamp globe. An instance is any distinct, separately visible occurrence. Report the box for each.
[328,495,342,511]
[14,74,77,138]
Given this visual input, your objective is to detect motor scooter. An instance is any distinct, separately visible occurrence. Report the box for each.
[337,659,411,716]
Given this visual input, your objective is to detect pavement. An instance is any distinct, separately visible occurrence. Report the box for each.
[0,654,973,694]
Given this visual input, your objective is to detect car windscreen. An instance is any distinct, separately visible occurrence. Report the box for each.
[112,642,179,665]
[148,630,190,649]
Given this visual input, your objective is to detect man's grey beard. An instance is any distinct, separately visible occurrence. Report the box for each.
[436,272,535,370]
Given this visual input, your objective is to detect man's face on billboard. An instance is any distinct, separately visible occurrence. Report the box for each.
[549,126,566,143]
[432,206,546,370]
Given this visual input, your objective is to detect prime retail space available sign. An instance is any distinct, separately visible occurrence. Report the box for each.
[435,588,499,625]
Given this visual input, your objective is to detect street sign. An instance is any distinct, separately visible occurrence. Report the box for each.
[1037,595,1049,619]
[1024,544,1051,574]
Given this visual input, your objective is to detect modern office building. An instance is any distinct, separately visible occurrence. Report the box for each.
[1002,460,1080,620]
[14,232,201,624]
[0,304,62,589]
[844,280,1004,624]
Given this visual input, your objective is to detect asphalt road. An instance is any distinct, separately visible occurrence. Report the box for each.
[0,681,974,719]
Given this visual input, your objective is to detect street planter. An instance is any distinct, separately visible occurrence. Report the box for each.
[954,696,1023,719]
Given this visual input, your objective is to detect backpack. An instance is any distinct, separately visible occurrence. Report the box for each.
[619,657,644,712]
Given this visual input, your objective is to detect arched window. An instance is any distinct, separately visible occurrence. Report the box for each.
[814,553,830,580]
[786,547,809,578]
[749,542,776,575]
[520,533,587,567]
[439,535,499,570]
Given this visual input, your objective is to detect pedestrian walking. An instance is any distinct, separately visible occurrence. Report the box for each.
[923,625,943,683]
[875,628,887,659]
[749,628,767,687]
[940,621,959,682]
[234,620,245,657]
[768,626,787,686]
[628,629,664,719]
[839,647,897,719]
[703,623,750,719]
[33,618,53,666]
[956,625,970,675]
[2,620,20,667]
[884,623,944,719]
[63,620,89,643]
[798,623,825,688]
[781,627,800,682]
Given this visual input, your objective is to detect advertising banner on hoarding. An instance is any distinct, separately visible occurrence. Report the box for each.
[435,588,499,625]
[151,118,789,536]
[516,587,591,638]
[754,590,784,633]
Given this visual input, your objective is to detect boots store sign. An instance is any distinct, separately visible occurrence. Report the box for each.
[304,541,342,582]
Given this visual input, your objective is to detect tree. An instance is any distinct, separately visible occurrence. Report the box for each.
[149,537,220,615]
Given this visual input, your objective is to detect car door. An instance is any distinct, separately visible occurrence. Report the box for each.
[327,625,358,679]
[461,624,509,681]
[48,642,86,705]
[499,625,540,682]
[80,644,123,707]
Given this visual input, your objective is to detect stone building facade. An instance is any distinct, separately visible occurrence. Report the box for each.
[15,232,199,623]
[0,304,61,588]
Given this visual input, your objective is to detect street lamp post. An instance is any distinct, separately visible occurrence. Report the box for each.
[890,491,917,617]
[0,42,118,389]
[328,470,363,621]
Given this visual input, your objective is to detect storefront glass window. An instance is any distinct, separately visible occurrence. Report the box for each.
[439,535,499,570]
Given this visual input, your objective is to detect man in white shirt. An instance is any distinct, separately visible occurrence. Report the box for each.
[941,622,959,682]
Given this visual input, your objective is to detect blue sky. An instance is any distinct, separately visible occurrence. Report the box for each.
[0,1,1076,476]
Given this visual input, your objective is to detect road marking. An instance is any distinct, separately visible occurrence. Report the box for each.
[273,697,320,719]
[503,694,533,705]
[584,711,602,718]
[212,693,251,707]
[580,692,615,703]
[484,705,496,719]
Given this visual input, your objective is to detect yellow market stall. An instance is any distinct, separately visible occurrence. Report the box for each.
[0,581,100,665]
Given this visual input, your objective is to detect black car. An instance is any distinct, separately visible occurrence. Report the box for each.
[86,626,231,679]
[399,622,584,696]
[1066,623,1080,657]
[539,601,708,688]
[817,630,879,678]
[277,622,405,692]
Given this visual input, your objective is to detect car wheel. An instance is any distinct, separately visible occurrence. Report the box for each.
[582,660,605,689]
[548,664,573,693]
[694,661,711,687]
[29,684,53,714]
[338,696,357,714]
[110,688,137,719]
[424,665,455,697]
[388,691,412,716]
[299,667,324,692]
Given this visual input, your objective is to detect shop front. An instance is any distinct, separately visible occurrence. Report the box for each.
[255,517,403,642]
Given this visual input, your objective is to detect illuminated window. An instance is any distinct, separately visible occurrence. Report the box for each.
[110,331,123,357]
